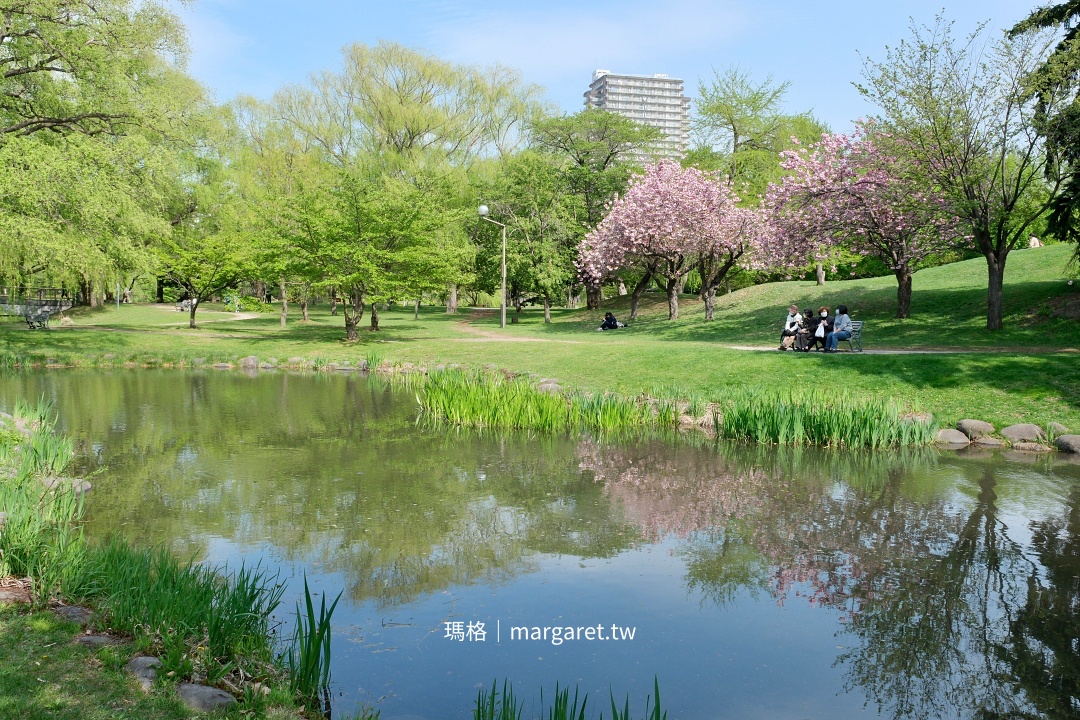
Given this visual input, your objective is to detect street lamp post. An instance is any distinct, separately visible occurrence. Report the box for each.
[477,205,506,329]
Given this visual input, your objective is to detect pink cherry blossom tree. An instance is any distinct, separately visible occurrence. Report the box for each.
[765,122,961,318]
[580,159,757,320]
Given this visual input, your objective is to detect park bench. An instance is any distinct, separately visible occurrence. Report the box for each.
[25,307,51,329]
[175,298,197,312]
[845,320,864,352]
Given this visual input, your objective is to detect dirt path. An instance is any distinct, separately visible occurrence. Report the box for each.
[452,310,584,343]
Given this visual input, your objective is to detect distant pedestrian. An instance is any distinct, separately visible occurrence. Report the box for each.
[825,305,852,352]
[1028,235,1043,248]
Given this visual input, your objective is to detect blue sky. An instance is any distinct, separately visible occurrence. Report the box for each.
[177,0,1030,135]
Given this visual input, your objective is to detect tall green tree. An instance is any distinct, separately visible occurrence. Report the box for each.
[269,41,535,336]
[689,67,827,199]
[1010,2,1080,266]
[529,108,660,308]
[482,151,581,323]
[859,16,1067,330]
[0,0,190,138]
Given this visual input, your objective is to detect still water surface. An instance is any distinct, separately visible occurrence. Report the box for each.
[2,371,1078,719]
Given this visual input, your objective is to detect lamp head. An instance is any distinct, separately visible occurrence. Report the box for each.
[478,205,490,217]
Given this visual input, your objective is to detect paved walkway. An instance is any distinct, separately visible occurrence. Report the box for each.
[726,345,1079,354]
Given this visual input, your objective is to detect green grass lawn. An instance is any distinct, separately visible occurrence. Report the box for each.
[1,245,1078,430]
[0,606,191,720]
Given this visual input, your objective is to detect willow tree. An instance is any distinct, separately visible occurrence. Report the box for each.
[0,0,207,296]
[269,42,536,337]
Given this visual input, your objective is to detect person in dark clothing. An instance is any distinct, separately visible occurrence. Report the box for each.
[805,306,831,352]
[599,312,620,331]
[795,307,814,351]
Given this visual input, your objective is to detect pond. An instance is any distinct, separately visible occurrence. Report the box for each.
[2,371,1079,719]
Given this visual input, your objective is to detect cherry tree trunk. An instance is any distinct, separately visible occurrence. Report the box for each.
[704,287,717,320]
[301,299,309,322]
[665,278,679,320]
[894,267,913,319]
[629,271,652,320]
[446,283,458,314]
[586,286,602,310]
[370,303,380,331]
[543,294,551,324]
[188,300,198,329]
[816,262,826,286]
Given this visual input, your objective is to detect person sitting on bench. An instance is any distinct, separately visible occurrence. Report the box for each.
[779,304,802,350]
[825,305,852,353]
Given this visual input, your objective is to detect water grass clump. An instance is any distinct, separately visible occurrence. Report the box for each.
[717,387,938,448]
[287,575,342,713]
[474,677,666,720]
[419,370,657,435]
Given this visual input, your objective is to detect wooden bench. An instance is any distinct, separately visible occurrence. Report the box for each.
[846,320,864,352]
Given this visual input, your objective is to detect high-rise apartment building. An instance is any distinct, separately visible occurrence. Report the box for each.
[583,70,691,160]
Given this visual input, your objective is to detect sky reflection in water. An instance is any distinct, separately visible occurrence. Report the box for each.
[2,370,1078,719]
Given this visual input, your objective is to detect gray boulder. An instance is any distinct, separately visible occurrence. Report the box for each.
[76,634,123,648]
[239,355,259,369]
[936,428,970,446]
[1056,435,1080,454]
[259,362,275,370]
[54,605,92,625]
[1001,423,1045,443]
[1011,442,1053,453]
[178,684,236,712]
[972,436,1005,448]
[957,419,995,439]
[125,656,161,692]
[1049,422,1071,436]
[537,382,562,395]
[212,363,232,370]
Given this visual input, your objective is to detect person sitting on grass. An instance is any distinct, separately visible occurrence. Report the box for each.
[805,306,830,352]
[778,304,802,351]
[598,312,620,331]
[825,304,852,353]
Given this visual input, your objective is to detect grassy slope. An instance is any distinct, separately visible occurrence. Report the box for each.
[1,244,1078,430]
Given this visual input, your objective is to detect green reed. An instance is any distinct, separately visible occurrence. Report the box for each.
[419,370,660,435]
[69,538,286,683]
[475,679,523,720]
[474,678,667,720]
[0,474,84,604]
[716,388,937,449]
[287,575,342,713]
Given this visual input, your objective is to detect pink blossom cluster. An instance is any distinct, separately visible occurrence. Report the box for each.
[578,160,765,284]
[763,121,962,272]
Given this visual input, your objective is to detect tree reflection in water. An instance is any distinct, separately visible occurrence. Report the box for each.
[580,440,1080,719]
[4,371,1079,717]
